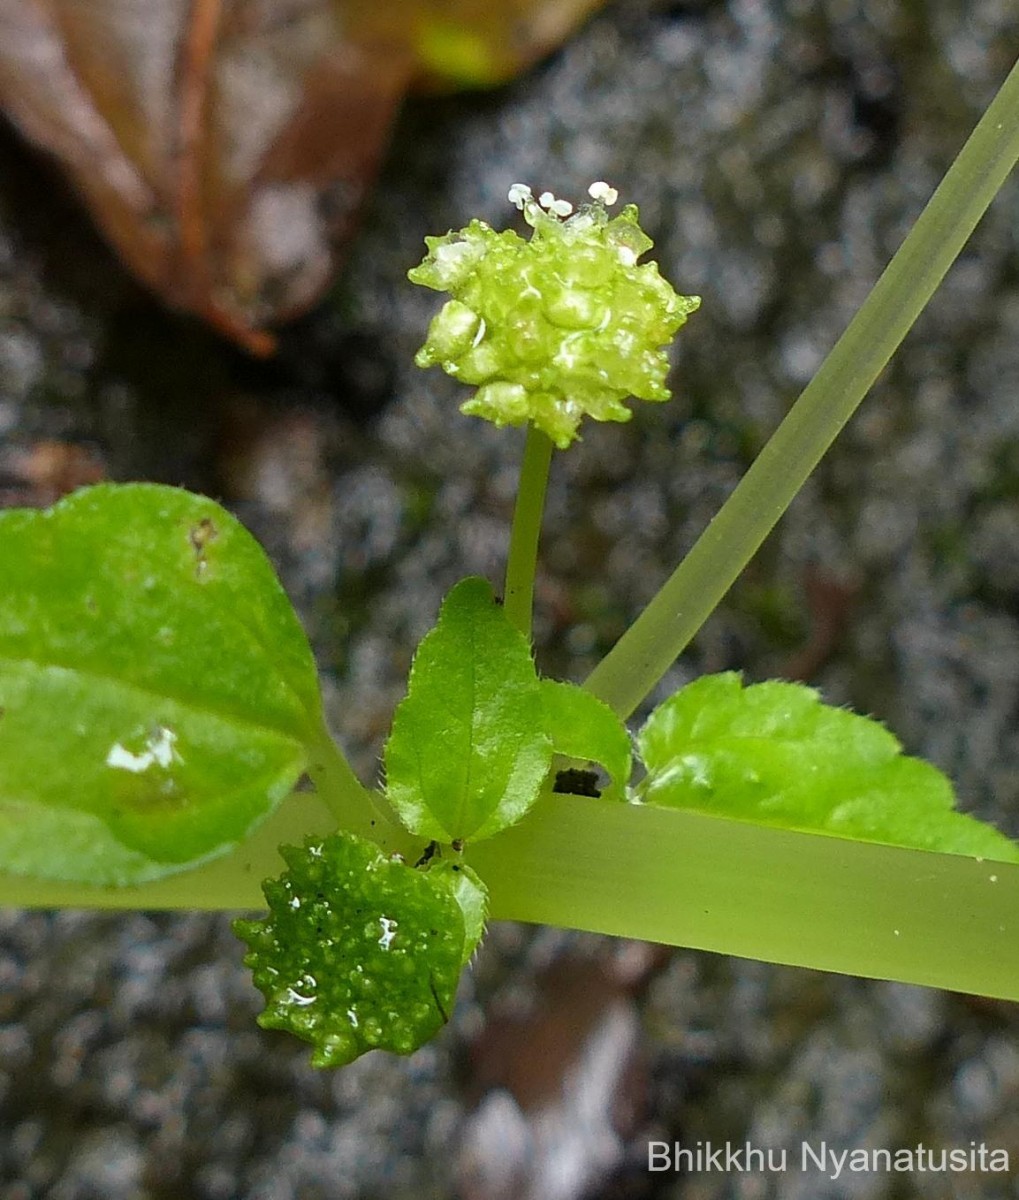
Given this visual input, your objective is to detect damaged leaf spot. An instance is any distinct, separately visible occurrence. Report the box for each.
[189,516,219,579]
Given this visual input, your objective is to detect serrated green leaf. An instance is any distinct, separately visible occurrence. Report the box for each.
[0,484,323,884]
[427,858,488,963]
[235,832,466,1068]
[540,678,631,800]
[383,576,551,842]
[637,672,1019,861]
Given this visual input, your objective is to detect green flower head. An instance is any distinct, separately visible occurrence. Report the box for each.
[408,182,700,448]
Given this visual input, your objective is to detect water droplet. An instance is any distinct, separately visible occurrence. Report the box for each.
[105,726,181,773]
[378,916,398,950]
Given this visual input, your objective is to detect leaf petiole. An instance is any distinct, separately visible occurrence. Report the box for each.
[304,720,415,857]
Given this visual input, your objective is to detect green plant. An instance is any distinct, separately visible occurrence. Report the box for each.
[2,59,1019,1067]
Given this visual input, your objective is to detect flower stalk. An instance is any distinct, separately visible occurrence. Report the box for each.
[503,424,554,638]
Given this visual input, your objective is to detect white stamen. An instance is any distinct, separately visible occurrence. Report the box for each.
[508,183,532,210]
[538,191,574,217]
[588,181,619,206]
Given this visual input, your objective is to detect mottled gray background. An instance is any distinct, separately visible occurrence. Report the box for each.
[2,0,1019,1197]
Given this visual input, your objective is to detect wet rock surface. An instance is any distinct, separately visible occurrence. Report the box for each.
[2,0,1019,1196]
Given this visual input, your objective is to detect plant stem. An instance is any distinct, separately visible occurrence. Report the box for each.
[503,424,554,639]
[585,54,1019,719]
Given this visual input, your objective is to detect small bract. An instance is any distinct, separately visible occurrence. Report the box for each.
[409,182,700,448]
[235,832,476,1068]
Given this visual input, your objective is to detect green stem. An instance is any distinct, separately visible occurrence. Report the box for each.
[503,424,554,639]
[585,54,1019,719]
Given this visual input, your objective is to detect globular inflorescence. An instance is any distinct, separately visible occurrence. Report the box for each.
[409,182,700,448]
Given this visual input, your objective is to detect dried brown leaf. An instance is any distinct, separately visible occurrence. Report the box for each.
[0,0,601,352]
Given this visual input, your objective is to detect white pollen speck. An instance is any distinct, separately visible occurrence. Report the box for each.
[990,874,999,883]
[588,181,619,205]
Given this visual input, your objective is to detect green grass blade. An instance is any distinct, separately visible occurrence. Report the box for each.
[585,54,1019,719]
[4,793,1017,1000]
[472,798,1019,999]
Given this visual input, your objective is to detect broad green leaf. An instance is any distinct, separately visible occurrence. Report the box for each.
[0,483,323,884]
[540,678,631,800]
[637,672,1019,861]
[383,576,551,842]
[235,831,467,1068]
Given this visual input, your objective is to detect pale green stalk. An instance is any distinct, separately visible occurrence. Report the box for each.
[503,425,554,639]
[585,54,1019,719]
[6,792,1018,999]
